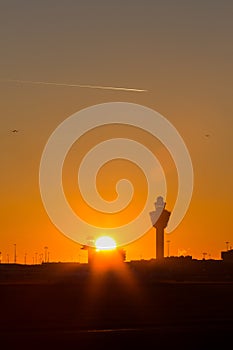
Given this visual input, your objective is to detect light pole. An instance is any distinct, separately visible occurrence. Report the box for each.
[225,241,230,251]
[14,244,17,264]
[202,252,207,260]
[39,253,43,264]
[44,246,48,263]
[166,240,171,257]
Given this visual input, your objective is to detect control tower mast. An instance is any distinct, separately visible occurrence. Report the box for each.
[150,196,171,260]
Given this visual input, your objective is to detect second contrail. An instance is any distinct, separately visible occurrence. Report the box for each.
[2,79,147,92]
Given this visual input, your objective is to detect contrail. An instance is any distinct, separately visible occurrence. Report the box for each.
[2,79,147,92]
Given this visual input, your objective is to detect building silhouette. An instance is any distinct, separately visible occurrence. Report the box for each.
[81,244,126,265]
[221,249,233,261]
[150,196,171,260]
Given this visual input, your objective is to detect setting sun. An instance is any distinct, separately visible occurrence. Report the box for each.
[95,236,117,251]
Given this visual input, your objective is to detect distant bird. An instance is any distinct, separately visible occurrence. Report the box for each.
[11,129,19,133]
[205,134,210,138]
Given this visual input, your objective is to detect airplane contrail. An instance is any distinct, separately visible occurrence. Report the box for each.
[2,79,147,92]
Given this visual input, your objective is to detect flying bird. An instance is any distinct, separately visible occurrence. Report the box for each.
[11,129,19,133]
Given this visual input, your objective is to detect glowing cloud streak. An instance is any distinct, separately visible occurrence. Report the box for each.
[1,79,147,93]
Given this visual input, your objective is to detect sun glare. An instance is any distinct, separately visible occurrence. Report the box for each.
[95,236,117,251]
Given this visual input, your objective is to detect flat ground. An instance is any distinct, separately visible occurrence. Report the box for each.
[0,271,233,349]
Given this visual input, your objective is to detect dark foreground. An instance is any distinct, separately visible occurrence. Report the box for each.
[1,261,233,349]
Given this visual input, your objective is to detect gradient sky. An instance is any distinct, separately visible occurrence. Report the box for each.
[0,0,233,263]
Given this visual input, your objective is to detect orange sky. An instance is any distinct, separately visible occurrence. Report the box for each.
[0,1,233,263]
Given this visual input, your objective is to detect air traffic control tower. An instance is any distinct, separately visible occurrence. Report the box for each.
[150,196,171,260]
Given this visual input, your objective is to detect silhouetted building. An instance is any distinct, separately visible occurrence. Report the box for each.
[150,196,171,260]
[221,249,233,261]
[81,245,126,265]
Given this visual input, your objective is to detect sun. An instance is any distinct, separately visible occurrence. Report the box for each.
[95,236,117,251]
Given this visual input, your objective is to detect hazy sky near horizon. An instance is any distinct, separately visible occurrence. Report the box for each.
[0,0,233,263]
